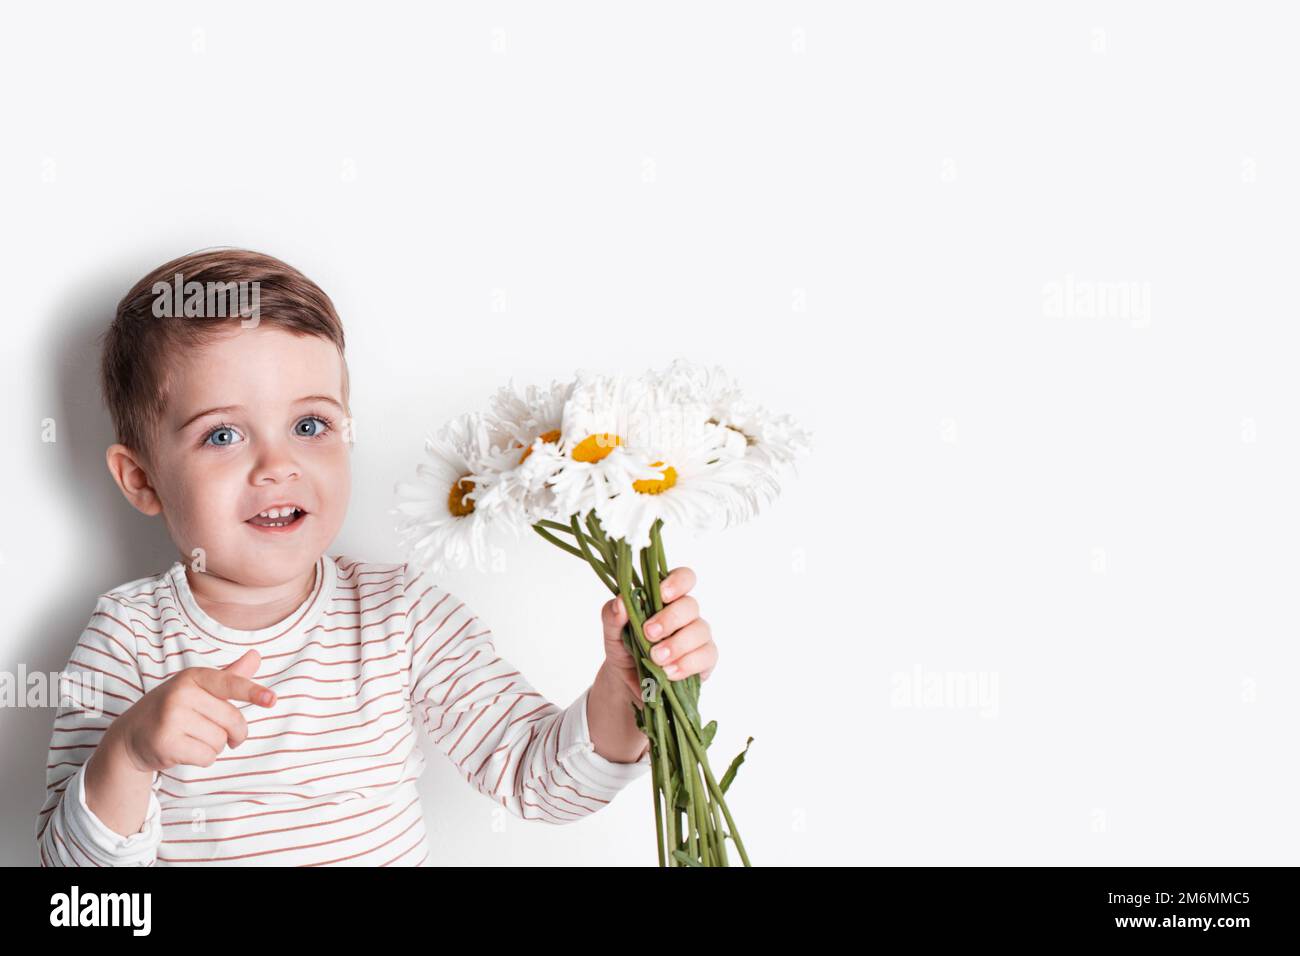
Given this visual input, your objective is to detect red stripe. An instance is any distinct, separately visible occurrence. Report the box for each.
[158,796,421,863]
[159,726,415,786]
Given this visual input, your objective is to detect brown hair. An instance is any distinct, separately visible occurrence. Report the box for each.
[99,248,349,468]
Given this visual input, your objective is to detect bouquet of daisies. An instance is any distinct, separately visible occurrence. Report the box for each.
[391,358,810,866]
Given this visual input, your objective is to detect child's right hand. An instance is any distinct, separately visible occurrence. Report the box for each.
[110,649,277,774]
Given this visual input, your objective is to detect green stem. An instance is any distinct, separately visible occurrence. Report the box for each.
[649,700,675,864]
[650,753,666,867]
[537,519,580,535]
[710,787,729,866]
[542,516,624,587]
[615,536,675,865]
[637,539,683,857]
[691,759,713,865]
[621,536,747,865]
[533,522,620,594]
[620,581,664,867]
[570,514,618,593]
[658,678,751,866]
[531,523,587,562]
[544,515,751,867]
[588,513,642,591]
[629,639,665,868]
[642,546,663,616]
[672,714,699,860]
[651,520,698,705]
[583,512,617,568]
[652,518,669,580]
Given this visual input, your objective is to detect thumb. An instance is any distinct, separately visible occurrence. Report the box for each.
[601,596,628,644]
[221,649,261,679]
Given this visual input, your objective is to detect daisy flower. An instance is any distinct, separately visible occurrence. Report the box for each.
[592,384,755,551]
[647,358,813,524]
[390,411,524,573]
[472,377,574,525]
[542,368,666,529]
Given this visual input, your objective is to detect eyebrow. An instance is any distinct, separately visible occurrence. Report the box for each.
[177,395,345,432]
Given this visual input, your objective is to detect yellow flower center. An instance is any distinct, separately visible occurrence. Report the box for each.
[448,477,476,517]
[572,433,623,463]
[519,428,562,464]
[633,461,677,495]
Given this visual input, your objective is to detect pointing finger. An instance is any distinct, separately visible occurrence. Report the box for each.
[194,667,276,707]
[221,649,261,679]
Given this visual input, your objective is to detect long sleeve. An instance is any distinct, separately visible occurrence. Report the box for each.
[36,595,163,866]
[404,566,651,825]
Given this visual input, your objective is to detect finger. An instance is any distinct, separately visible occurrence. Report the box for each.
[648,618,711,668]
[167,738,218,770]
[181,712,230,756]
[221,648,261,678]
[661,642,718,681]
[176,734,221,768]
[601,596,627,644]
[658,566,696,602]
[191,692,251,748]
[643,595,699,642]
[210,649,274,705]
[193,667,276,707]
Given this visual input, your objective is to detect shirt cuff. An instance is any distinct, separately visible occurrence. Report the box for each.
[555,685,653,796]
[65,755,162,865]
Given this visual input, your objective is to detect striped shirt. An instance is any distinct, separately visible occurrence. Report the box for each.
[36,554,651,866]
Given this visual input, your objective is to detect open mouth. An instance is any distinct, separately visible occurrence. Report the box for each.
[246,506,308,531]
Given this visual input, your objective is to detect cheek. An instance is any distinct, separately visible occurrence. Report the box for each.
[328,460,352,515]
[308,443,352,514]
[169,460,243,529]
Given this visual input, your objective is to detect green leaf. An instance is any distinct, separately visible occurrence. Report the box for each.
[700,720,717,749]
[671,849,704,867]
[675,669,701,713]
[719,736,753,794]
[673,683,702,729]
[669,769,692,810]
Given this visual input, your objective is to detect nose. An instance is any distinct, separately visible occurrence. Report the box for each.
[250,439,301,485]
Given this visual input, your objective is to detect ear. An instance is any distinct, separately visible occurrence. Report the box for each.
[105,443,163,516]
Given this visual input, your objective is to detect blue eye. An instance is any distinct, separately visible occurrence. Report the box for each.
[203,424,242,447]
[296,415,333,438]
[199,414,334,449]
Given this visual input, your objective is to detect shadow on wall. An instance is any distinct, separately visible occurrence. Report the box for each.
[1,261,179,865]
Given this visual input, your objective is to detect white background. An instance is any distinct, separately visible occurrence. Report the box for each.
[2,2,1297,866]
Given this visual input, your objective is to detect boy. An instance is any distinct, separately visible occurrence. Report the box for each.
[36,248,720,865]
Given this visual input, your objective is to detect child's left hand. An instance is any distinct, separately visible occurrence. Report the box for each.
[601,566,717,700]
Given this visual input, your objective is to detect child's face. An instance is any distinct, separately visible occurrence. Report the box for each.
[143,325,351,587]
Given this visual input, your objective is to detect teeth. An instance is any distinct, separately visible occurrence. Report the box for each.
[257,506,299,519]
